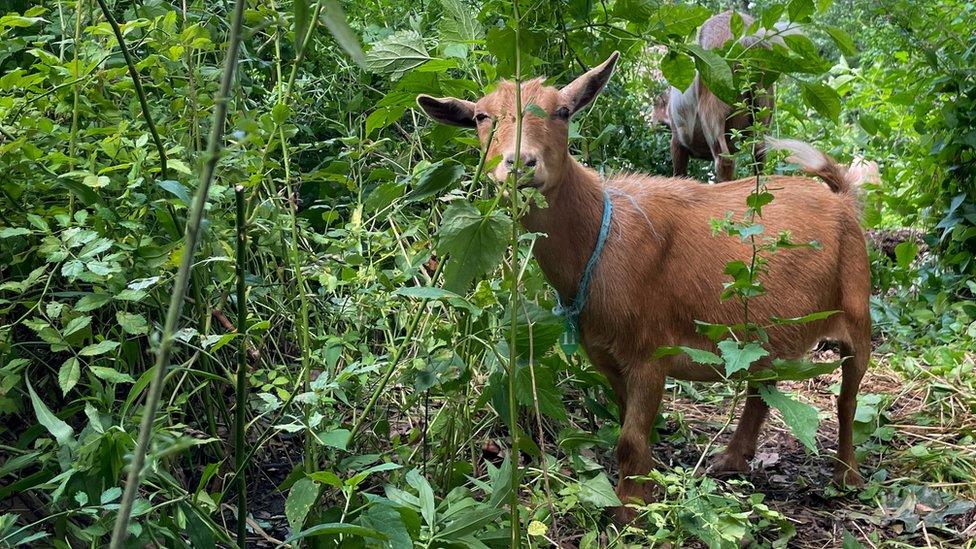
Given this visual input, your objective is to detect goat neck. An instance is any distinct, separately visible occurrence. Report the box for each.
[521,153,607,304]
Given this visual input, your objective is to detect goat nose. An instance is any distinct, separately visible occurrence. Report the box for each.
[505,153,538,168]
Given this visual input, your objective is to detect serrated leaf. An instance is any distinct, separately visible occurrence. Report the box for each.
[438,0,483,51]
[759,385,819,453]
[0,227,31,239]
[577,473,622,508]
[800,81,841,122]
[27,377,73,446]
[718,339,769,377]
[62,316,91,338]
[79,340,120,356]
[90,366,135,384]
[59,357,80,395]
[285,477,321,533]
[437,202,512,293]
[116,312,149,335]
[75,293,113,312]
[406,160,465,202]
[365,30,431,79]
[660,49,696,91]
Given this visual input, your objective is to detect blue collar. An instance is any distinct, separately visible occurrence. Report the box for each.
[554,190,613,354]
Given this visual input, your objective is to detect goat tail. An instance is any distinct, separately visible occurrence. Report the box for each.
[765,138,851,194]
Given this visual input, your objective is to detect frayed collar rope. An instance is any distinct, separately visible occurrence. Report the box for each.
[553,190,612,355]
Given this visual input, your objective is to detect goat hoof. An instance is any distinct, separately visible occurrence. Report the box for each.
[832,467,864,489]
[707,452,750,475]
[612,504,637,525]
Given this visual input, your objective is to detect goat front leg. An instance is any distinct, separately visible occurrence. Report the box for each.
[613,366,666,523]
[709,383,771,474]
[671,134,689,177]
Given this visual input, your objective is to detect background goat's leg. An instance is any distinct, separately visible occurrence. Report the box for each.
[708,382,772,473]
[670,134,689,177]
[613,366,666,522]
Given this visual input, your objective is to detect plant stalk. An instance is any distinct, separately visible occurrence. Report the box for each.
[108,0,248,544]
[234,185,248,547]
[93,0,169,180]
[508,0,524,545]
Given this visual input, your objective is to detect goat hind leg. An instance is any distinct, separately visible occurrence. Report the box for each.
[834,339,868,487]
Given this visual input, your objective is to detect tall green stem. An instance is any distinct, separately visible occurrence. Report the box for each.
[234,185,249,547]
[508,0,523,546]
[93,0,169,180]
[108,0,248,544]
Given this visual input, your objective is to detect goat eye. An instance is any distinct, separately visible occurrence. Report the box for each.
[475,113,490,123]
[554,106,570,119]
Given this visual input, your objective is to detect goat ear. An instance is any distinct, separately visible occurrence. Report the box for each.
[416,95,477,128]
[560,51,620,116]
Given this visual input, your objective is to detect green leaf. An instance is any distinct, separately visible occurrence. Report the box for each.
[825,25,857,57]
[745,358,841,382]
[437,508,506,539]
[360,504,411,548]
[62,316,91,338]
[365,30,431,79]
[0,227,30,239]
[687,45,736,104]
[759,385,819,454]
[75,293,113,312]
[515,363,567,421]
[660,49,696,92]
[284,523,386,544]
[438,0,483,52]
[577,473,622,508]
[787,0,815,21]
[285,477,321,533]
[799,81,841,122]
[116,312,149,335]
[294,0,310,52]
[58,357,80,395]
[159,180,190,206]
[26,377,73,446]
[769,310,840,325]
[437,202,512,293]
[319,429,350,450]
[90,366,135,384]
[406,160,465,202]
[718,340,769,377]
[524,103,548,119]
[365,106,406,137]
[895,241,918,270]
[79,340,120,356]
[320,0,366,67]
[100,486,122,504]
[406,469,436,527]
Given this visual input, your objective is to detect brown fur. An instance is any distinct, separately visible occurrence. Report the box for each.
[417,53,871,523]
[659,11,781,181]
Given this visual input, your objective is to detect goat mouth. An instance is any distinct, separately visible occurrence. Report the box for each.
[517,180,542,189]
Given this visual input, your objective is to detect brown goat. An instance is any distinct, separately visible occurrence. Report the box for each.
[654,11,786,181]
[418,52,871,522]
